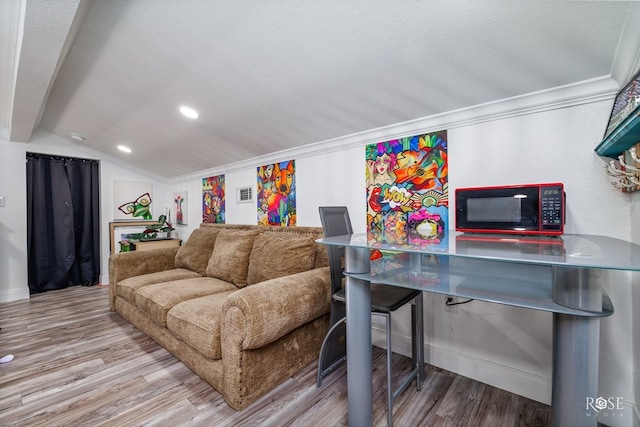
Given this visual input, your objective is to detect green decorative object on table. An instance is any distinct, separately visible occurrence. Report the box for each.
[142,214,174,239]
[119,240,134,252]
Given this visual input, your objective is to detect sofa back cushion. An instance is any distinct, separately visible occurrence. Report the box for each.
[313,240,329,269]
[246,231,317,285]
[206,229,259,287]
[175,227,221,275]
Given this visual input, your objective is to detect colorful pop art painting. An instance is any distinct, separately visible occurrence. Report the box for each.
[257,160,296,226]
[366,131,448,245]
[202,175,225,224]
[113,180,153,220]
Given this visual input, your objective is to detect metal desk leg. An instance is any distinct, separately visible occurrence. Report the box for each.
[551,267,603,427]
[409,253,425,385]
[345,246,372,427]
[553,314,600,427]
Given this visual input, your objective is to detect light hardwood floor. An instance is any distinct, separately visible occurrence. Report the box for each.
[0,286,551,426]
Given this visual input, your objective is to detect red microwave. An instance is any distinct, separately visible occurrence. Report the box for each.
[455,183,565,235]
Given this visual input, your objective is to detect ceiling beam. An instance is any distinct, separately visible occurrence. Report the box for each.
[8,0,90,143]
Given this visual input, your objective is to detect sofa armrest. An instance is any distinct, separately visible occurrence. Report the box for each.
[109,247,180,284]
[221,267,331,350]
[108,247,179,310]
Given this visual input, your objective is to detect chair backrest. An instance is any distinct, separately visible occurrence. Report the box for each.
[318,206,353,295]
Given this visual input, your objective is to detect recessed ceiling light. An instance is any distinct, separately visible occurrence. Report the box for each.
[70,132,85,141]
[117,145,132,153]
[179,105,199,119]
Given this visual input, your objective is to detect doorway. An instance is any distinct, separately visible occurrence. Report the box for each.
[26,153,100,294]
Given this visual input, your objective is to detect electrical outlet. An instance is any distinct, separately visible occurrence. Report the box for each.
[0,196,4,207]
[444,297,458,313]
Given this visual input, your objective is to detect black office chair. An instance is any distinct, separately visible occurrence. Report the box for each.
[317,206,424,427]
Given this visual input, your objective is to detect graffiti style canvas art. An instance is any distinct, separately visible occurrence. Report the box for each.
[202,175,225,224]
[366,131,448,245]
[257,160,296,226]
[174,191,188,225]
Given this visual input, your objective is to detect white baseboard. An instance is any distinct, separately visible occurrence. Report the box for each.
[372,327,552,405]
[0,287,30,303]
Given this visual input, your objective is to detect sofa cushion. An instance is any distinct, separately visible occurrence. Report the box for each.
[268,226,326,269]
[166,290,236,360]
[246,231,317,285]
[313,244,329,269]
[135,277,237,326]
[116,268,201,304]
[206,229,259,287]
[174,227,221,275]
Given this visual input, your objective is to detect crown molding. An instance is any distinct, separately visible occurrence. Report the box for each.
[169,75,619,184]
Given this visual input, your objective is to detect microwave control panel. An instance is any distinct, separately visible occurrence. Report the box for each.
[540,185,564,231]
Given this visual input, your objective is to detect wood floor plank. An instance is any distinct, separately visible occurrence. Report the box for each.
[394,369,456,426]
[0,358,106,404]
[0,286,552,426]
[19,377,150,427]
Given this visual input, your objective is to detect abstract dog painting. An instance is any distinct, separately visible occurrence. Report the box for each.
[257,160,296,226]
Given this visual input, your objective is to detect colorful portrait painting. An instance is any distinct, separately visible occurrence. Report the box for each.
[366,131,448,245]
[202,175,225,224]
[257,160,296,226]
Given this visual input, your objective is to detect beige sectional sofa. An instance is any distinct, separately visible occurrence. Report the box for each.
[108,223,331,410]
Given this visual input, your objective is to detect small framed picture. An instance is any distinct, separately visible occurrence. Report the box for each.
[604,69,640,139]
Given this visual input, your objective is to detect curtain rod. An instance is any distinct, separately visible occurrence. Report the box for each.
[26,152,100,164]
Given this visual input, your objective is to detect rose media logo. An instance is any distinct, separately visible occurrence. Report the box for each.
[586,396,624,418]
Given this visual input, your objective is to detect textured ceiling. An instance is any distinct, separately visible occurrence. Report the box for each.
[1,1,639,179]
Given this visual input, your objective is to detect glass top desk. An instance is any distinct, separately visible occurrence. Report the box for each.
[317,232,640,427]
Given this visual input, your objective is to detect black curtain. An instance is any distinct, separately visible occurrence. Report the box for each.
[26,153,100,294]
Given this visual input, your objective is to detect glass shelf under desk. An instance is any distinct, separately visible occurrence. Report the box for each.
[345,257,613,317]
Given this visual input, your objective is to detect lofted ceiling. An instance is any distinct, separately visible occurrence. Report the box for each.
[1,0,639,179]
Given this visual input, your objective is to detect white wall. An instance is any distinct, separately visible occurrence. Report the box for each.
[630,194,640,426]
[225,169,262,225]
[0,134,29,302]
[0,129,168,301]
[168,97,637,416]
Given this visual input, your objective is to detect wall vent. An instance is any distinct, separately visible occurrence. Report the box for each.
[236,186,253,204]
